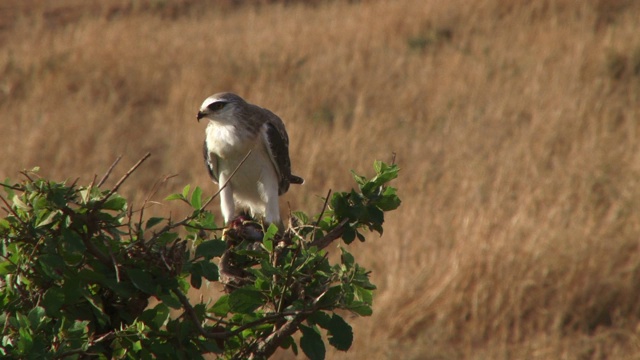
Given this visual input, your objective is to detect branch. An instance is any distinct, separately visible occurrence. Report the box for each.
[0,182,22,191]
[248,311,309,359]
[311,189,332,243]
[148,150,252,243]
[309,218,349,250]
[171,288,230,339]
[94,153,151,209]
[97,156,122,188]
[0,194,28,227]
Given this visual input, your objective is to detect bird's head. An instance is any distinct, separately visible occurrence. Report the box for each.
[197,92,245,124]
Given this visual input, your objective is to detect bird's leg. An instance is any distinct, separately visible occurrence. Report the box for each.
[218,174,235,225]
[257,179,281,226]
[263,201,281,225]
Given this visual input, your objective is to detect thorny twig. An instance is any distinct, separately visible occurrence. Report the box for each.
[147,150,252,243]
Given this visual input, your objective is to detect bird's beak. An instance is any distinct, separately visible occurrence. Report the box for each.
[197,111,206,122]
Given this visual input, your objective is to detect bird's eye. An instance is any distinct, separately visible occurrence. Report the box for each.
[207,102,226,111]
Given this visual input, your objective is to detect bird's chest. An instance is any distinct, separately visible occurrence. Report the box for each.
[206,123,259,160]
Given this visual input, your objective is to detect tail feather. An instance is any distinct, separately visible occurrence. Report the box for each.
[290,174,304,185]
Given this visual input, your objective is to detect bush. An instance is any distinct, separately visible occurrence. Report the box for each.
[0,155,400,359]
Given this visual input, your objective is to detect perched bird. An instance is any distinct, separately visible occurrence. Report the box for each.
[197,92,304,225]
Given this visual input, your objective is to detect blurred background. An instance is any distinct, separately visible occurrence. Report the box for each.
[2,0,640,358]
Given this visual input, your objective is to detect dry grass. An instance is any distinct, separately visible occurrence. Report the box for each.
[3,0,640,358]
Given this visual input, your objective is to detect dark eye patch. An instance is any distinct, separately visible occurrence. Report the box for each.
[207,102,226,111]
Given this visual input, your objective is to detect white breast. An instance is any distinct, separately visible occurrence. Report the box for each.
[205,122,280,222]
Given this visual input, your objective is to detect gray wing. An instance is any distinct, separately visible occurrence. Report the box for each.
[203,138,219,184]
[262,118,304,195]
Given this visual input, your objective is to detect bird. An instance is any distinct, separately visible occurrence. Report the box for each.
[197,92,304,225]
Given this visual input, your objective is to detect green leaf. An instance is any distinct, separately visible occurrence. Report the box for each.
[279,335,298,355]
[209,295,230,316]
[263,239,273,252]
[38,254,64,280]
[164,193,184,201]
[350,170,367,186]
[103,194,127,211]
[145,217,164,230]
[342,226,356,244]
[347,301,373,316]
[182,184,191,199]
[42,287,65,316]
[195,239,226,260]
[378,186,401,210]
[340,248,355,268]
[12,195,29,211]
[308,311,332,329]
[139,304,170,330]
[327,314,353,351]
[292,210,309,224]
[157,291,182,309]
[263,223,279,242]
[18,326,33,353]
[156,231,179,245]
[35,210,58,228]
[299,324,325,360]
[200,261,219,281]
[367,206,384,227]
[190,272,202,289]
[126,269,157,294]
[228,288,264,314]
[0,217,10,230]
[190,186,202,209]
[27,306,46,328]
[0,260,16,276]
[373,160,383,174]
[317,286,342,308]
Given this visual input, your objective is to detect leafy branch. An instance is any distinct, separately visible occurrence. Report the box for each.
[0,155,400,359]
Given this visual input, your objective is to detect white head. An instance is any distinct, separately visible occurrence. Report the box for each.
[196,92,247,124]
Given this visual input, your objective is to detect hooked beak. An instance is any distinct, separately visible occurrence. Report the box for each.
[196,111,206,122]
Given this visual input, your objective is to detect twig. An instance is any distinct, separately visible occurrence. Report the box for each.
[200,150,253,211]
[171,288,230,339]
[110,251,121,282]
[248,311,310,359]
[98,156,122,187]
[311,189,332,243]
[309,218,349,250]
[148,150,252,243]
[138,174,178,229]
[95,153,151,209]
[0,182,22,191]
[0,194,28,227]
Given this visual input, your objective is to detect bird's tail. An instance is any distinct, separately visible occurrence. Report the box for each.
[290,174,304,185]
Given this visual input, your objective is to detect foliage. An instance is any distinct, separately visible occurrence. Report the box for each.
[0,158,400,359]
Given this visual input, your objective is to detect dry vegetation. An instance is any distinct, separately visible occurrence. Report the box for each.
[3,0,640,358]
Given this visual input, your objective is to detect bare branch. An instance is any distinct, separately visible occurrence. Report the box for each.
[98,156,122,187]
[310,189,332,244]
[95,153,151,209]
[0,182,22,191]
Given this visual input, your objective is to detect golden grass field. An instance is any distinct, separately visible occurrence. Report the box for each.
[3,0,640,358]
